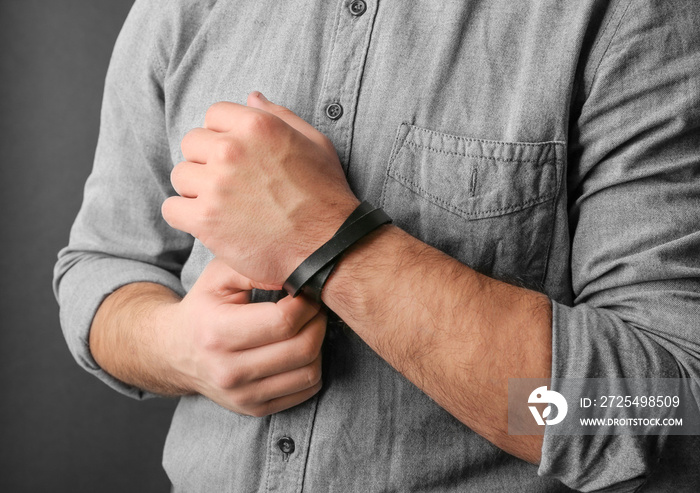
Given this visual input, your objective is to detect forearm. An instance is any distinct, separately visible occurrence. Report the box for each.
[89,282,188,396]
[324,225,552,463]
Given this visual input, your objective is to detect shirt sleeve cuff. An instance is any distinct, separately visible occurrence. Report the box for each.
[55,255,186,400]
[537,301,653,492]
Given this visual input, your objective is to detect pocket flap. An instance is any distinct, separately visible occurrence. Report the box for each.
[386,124,563,219]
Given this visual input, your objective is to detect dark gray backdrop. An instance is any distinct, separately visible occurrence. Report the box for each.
[2,1,700,492]
[0,1,176,492]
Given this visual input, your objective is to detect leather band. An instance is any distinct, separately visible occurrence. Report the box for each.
[283,202,392,300]
[299,202,374,303]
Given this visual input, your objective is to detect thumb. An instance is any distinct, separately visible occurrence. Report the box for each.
[196,258,282,297]
[247,91,331,151]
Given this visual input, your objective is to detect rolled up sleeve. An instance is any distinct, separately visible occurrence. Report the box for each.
[53,1,192,399]
[539,0,700,490]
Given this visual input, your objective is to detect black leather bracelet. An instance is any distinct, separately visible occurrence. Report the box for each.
[298,202,374,303]
[283,202,392,301]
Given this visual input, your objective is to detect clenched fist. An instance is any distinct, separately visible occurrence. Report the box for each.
[162,92,360,285]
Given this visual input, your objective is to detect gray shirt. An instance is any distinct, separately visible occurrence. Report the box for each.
[53,0,700,491]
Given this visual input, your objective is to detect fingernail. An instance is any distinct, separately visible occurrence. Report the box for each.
[255,91,268,102]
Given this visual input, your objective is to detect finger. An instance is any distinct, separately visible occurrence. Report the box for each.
[214,297,322,350]
[227,311,327,381]
[196,257,255,295]
[170,161,206,198]
[212,302,294,350]
[181,127,221,164]
[161,195,199,235]
[198,257,282,294]
[248,380,323,417]
[247,91,331,151]
[276,294,321,330]
[204,101,246,132]
[231,353,322,407]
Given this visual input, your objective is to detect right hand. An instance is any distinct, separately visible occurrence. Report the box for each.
[162,257,326,417]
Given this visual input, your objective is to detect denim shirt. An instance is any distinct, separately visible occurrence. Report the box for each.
[54,0,700,491]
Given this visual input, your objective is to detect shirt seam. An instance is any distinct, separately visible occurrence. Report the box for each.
[295,396,320,493]
[263,415,277,493]
[151,43,167,84]
[390,171,557,218]
[342,0,379,170]
[403,141,559,164]
[406,124,566,147]
[585,0,636,96]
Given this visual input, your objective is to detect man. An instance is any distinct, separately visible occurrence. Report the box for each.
[54,0,700,491]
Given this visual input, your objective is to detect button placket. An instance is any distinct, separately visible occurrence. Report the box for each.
[314,0,379,172]
[262,396,320,493]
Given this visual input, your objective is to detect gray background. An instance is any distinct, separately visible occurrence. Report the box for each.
[0,1,175,492]
[2,1,699,492]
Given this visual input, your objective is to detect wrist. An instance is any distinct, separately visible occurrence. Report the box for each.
[321,223,400,307]
[153,299,196,395]
[287,198,361,276]
[284,201,391,302]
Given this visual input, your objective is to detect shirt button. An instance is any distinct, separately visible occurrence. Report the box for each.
[349,0,367,16]
[277,436,295,455]
[325,103,343,120]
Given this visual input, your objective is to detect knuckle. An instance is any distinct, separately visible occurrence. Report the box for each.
[210,169,235,195]
[212,138,238,162]
[196,328,222,353]
[306,325,325,357]
[170,163,185,188]
[160,197,180,226]
[233,389,256,408]
[210,370,230,389]
[198,202,218,226]
[243,111,275,135]
[275,107,295,122]
[297,337,318,364]
[305,363,322,388]
[211,367,242,390]
[180,130,196,153]
[205,102,228,124]
[160,198,173,221]
[275,309,297,340]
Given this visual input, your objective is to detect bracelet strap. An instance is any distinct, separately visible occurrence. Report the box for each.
[283,202,392,301]
[298,202,374,303]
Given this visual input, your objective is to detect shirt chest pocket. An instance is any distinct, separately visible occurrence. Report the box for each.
[379,123,564,290]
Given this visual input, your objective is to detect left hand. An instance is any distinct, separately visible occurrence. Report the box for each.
[162,92,359,285]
